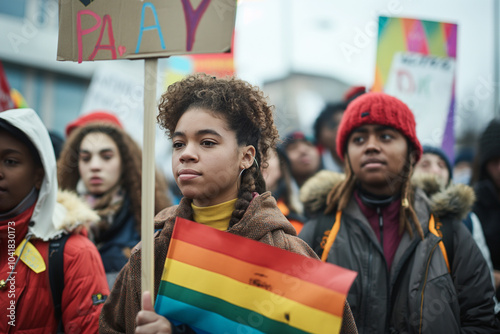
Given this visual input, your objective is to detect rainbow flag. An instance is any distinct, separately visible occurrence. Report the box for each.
[155,217,357,333]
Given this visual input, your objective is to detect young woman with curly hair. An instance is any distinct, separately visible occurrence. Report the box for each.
[57,115,171,288]
[99,74,358,333]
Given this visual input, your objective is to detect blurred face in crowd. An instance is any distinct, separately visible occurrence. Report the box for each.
[414,153,450,188]
[78,132,122,195]
[486,156,500,190]
[172,107,255,207]
[262,149,282,192]
[453,161,472,185]
[285,140,321,185]
[347,125,408,196]
[0,130,44,213]
[319,111,344,154]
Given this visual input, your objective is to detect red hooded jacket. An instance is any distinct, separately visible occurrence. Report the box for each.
[0,196,109,333]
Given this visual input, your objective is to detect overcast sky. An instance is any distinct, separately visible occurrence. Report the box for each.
[234,0,498,136]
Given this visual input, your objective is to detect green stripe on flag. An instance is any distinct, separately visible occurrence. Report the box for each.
[158,281,311,334]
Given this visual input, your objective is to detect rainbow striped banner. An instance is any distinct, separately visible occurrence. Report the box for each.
[373,16,457,92]
[162,34,235,90]
[155,217,357,333]
[372,16,458,162]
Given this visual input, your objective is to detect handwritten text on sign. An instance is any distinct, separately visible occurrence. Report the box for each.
[57,0,236,63]
[385,52,456,146]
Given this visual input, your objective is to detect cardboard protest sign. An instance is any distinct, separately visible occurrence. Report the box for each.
[57,0,237,63]
[57,0,237,305]
[372,16,457,160]
[384,52,456,149]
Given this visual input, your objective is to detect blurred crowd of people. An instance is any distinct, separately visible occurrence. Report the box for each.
[1,75,500,333]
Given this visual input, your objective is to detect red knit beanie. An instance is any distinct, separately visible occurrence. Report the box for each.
[65,111,123,137]
[336,92,422,162]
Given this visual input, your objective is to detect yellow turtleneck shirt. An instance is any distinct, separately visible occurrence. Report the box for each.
[191,198,238,231]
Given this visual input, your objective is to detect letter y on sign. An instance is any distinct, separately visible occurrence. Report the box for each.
[181,0,211,52]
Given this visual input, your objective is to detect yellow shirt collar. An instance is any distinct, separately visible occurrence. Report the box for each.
[191,198,238,231]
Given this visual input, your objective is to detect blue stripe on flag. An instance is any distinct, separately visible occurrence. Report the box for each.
[155,294,265,334]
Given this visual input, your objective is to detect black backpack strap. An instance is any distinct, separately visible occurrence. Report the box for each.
[311,216,326,253]
[320,211,342,262]
[310,211,339,258]
[439,217,455,272]
[462,212,473,233]
[49,233,70,333]
[432,215,456,272]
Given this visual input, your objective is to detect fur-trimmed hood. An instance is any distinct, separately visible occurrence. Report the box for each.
[55,189,99,233]
[300,171,475,221]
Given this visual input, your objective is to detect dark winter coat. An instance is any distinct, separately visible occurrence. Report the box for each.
[97,195,140,273]
[473,180,500,272]
[473,179,500,301]
[299,171,498,334]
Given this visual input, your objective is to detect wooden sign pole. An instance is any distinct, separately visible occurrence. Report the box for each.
[141,58,158,307]
[57,0,236,311]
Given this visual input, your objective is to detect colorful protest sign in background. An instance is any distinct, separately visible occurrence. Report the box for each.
[162,34,235,89]
[0,61,15,112]
[57,0,237,63]
[156,217,357,334]
[372,16,457,161]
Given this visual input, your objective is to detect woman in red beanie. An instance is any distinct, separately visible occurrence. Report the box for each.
[299,92,499,333]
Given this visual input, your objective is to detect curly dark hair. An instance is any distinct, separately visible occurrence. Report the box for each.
[57,123,171,235]
[157,73,279,227]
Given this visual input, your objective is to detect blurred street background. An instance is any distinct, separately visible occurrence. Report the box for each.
[0,0,498,176]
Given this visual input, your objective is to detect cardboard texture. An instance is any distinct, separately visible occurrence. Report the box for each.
[57,0,236,63]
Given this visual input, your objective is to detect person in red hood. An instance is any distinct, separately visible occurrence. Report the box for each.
[0,108,109,333]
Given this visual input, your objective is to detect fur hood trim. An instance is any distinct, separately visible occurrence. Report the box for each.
[300,171,475,221]
[411,174,475,221]
[53,190,100,233]
[300,171,344,213]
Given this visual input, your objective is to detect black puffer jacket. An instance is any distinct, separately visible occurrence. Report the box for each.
[299,171,499,334]
[473,180,500,280]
